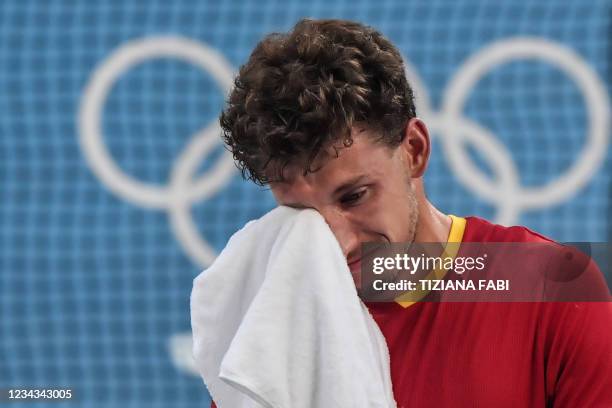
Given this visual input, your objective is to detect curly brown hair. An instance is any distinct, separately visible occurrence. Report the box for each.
[220,18,416,185]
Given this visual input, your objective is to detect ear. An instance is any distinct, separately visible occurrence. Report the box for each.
[399,117,430,178]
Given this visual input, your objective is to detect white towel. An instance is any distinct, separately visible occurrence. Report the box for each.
[190,206,396,408]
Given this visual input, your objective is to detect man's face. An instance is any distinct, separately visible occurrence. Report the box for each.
[270,126,419,284]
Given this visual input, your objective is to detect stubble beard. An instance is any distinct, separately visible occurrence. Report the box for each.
[358,181,420,301]
[405,181,419,245]
[385,181,420,285]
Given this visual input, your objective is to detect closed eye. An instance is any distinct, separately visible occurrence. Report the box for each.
[340,188,367,206]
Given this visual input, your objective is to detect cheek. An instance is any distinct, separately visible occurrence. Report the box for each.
[362,184,417,242]
[351,190,400,241]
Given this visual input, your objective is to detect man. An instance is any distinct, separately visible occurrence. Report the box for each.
[213,19,612,407]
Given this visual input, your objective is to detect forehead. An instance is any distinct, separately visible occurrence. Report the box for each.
[270,128,396,200]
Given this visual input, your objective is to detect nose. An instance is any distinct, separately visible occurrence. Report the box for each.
[319,207,359,259]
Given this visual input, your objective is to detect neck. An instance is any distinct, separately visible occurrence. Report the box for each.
[413,185,452,243]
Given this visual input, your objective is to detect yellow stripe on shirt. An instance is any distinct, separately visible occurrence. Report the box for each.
[395,215,466,308]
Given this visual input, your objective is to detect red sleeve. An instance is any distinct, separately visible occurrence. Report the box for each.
[211,402,217,408]
[544,302,612,407]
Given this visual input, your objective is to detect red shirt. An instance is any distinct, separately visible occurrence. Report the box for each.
[365,216,612,407]
[211,216,612,407]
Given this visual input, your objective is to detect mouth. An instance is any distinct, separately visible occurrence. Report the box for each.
[347,257,361,274]
[347,257,362,289]
[348,241,386,262]
[346,242,388,282]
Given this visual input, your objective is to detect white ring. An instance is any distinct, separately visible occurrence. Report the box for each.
[441,37,610,210]
[167,122,234,266]
[78,36,236,209]
[404,59,433,120]
[428,114,521,225]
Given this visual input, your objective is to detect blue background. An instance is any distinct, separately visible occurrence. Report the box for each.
[0,0,610,406]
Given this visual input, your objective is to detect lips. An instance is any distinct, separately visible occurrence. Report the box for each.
[347,258,362,289]
[348,257,361,274]
[347,243,385,273]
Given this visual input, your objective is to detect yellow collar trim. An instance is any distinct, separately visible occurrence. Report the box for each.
[394,215,466,308]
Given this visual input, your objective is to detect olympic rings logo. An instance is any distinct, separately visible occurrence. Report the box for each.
[78,36,609,376]
[78,36,610,269]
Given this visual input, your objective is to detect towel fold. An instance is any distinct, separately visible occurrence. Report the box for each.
[190,206,396,408]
